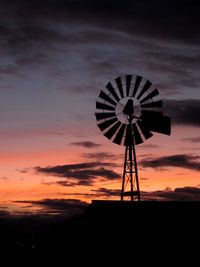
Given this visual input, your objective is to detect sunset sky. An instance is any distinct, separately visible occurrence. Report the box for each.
[0,0,200,215]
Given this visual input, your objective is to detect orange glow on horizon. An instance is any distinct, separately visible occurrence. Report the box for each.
[0,124,200,214]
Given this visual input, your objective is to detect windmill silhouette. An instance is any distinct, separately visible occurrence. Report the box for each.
[95,74,171,201]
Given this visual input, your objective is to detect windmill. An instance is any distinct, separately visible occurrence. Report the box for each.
[95,74,171,201]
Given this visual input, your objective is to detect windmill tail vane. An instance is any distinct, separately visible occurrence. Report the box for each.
[95,74,171,201]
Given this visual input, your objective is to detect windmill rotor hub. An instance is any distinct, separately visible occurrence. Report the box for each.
[123,98,134,116]
[115,97,141,124]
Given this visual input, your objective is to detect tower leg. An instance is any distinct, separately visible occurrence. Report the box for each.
[121,144,140,201]
[132,143,140,201]
[121,146,128,201]
[129,145,134,201]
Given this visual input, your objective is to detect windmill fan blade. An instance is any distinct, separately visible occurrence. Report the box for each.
[140,88,159,104]
[113,124,126,145]
[99,90,117,106]
[95,112,116,121]
[115,77,124,98]
[137,120,153,140]
[96,101,115,111]
[97,117,118,131]
[132,123,143,144]
[141,100,163,109]
[141,110,171,135]
[106,82,120,102]
[137,80,152,100]
[126,75,132,96]
[132,75,142,97]
[104,121,121,140]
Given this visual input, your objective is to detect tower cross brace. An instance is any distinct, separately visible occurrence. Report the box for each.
[121,117,140,201]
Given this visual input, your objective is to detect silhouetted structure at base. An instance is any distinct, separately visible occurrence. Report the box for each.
[0,201,200,253]
[84,200,200,221]
[82,200,200,251]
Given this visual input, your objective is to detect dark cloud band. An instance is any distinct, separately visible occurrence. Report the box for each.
[140,153,200,171]
[35,162,120,186]
[142,187,200,201]
[70,141,101,148]
[165,100,200,126]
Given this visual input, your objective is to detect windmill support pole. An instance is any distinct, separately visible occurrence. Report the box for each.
[121,144,140,201]
[121,146,128,201]
[121,115,141,201]
[129,144,134,201]
[132,142,140,201]
[129,115,134,201]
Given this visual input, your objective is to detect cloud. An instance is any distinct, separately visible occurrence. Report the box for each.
[91,187,121,198]
[182,137,200,143]
[140,154,200,171]
[14,198,88,216]
[142,187,200,201]
[0,0,199,100]
[35,162,120,186]
[1,0,200,44]
[59,187,121,199]
[0,128,66,139]
[1,0,200,65]
[55,181,78,187]
[82,152,116,161]
[138,144,160,149]
[0,65,19,76]
[60,186,200,201]
[42,180,78,187]
[165,100,200,126]
[0,177,8,180]
[70,141,101,148]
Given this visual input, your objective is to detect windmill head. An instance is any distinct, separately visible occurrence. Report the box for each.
[95,74,171,146]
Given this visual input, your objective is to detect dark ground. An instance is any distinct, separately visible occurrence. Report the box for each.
[0,201,199,258]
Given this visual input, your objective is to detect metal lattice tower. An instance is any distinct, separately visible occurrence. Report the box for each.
[121,129,140,201]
